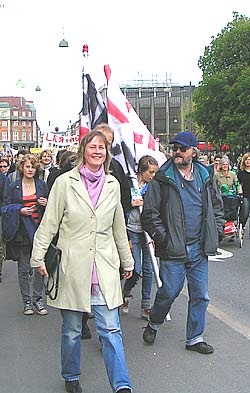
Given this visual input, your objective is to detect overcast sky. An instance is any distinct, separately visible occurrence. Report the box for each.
[0,0,250,132]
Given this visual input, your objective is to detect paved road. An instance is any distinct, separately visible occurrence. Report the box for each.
[0,241,250,393]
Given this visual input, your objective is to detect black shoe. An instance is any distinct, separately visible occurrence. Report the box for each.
[81,321,92,340]
[65,380,82,393]
[185,341,214,354]
[143,323,157,345]
[116,389,131,393]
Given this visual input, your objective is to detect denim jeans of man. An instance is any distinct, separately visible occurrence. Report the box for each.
[240,197,250,227]
[18,246,44,304]
[123,230,153,308]
[61,306,132,392]
[149,242,210,345]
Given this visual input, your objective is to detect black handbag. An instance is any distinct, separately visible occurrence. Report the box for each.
[44,242,62,300]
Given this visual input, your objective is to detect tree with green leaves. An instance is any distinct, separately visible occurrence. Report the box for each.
[193,12,250,151]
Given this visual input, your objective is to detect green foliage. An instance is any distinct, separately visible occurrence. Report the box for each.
[193,12,250,150]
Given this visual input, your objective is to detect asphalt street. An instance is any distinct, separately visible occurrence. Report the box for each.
[0,237,250,393]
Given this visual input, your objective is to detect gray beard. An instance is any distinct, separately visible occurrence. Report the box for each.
[175,159,190,168]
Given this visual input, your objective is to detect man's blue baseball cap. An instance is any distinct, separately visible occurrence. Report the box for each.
[169,132,198,147]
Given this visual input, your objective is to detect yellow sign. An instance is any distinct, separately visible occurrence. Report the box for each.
[30,148,42,154]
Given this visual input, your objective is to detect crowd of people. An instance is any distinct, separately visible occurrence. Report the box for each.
[0,129,250,393]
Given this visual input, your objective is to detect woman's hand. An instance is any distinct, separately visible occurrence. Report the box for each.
[37,265,48,276]
[20,207,35,216]
[123,270,133,279]
[38,197,48,206]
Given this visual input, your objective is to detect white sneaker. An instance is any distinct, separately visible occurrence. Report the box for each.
[23,301,34,315]
[120,300,129,315]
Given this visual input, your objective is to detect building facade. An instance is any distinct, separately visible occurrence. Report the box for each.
[0,96,39,150]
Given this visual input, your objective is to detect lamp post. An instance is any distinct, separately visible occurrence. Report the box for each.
[164,87,172,150]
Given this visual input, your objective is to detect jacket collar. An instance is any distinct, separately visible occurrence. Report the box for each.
[69,167,116,211]
[155,158,210,184]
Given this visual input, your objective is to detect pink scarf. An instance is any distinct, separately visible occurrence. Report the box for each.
[80,165,106,285]
[80,165,106,208]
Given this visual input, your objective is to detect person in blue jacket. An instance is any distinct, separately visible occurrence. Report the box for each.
[2,154,48,315]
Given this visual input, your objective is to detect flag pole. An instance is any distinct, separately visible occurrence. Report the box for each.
[79,44,89,141]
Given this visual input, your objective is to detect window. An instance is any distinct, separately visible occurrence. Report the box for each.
[22,121,26,127]
[28,132,32,141]
[22,132,26,141]
[2,132,7,141]
[14,120,19,127]
[22,111,26,117]
[28,111,32,117]
[1,112,7,118]
[2,121,7,127]
[13,111,18,117]
[13,132,18,141]
[28,121,32,127]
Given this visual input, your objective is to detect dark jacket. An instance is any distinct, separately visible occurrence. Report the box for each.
[2,178,48,259]
[1,203,36,243]
[141,158,224,260]
[0,172,7,206]
[109,158,131,218]
[3,178,48,217]
[47,163,73,194]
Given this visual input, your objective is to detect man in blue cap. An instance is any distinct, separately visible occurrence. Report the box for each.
[141,132,224,354]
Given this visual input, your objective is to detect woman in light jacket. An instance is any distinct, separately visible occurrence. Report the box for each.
[31,130,134,393]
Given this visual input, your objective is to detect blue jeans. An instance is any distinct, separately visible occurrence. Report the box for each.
[149,242,210,345]
[240,197,250,227]
[123,230,153,308]
[61,306,132,392]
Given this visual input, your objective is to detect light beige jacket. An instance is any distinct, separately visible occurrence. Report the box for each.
[30,167,134,312]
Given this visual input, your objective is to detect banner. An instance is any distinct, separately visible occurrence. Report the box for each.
[42,132,79,149]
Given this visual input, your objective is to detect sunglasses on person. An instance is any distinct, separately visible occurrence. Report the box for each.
[172,145,191,152]
[0,165,8,168]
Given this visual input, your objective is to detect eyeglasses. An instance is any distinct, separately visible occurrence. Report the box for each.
[172,146,190,152]
[0,165,8,168]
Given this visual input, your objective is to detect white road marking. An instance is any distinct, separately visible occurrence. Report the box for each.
[208,248,233,262]
[207,303,250,340]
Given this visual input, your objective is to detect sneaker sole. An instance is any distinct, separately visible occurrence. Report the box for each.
[24,310,34,315]
[34,309,48,315]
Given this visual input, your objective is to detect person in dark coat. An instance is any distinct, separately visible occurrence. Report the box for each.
[2,154,48,315]
[47,150,76,194]
[94,123,131,220]
[141,132,224,354]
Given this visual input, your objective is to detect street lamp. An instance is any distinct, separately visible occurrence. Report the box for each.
[59,27,68,47]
